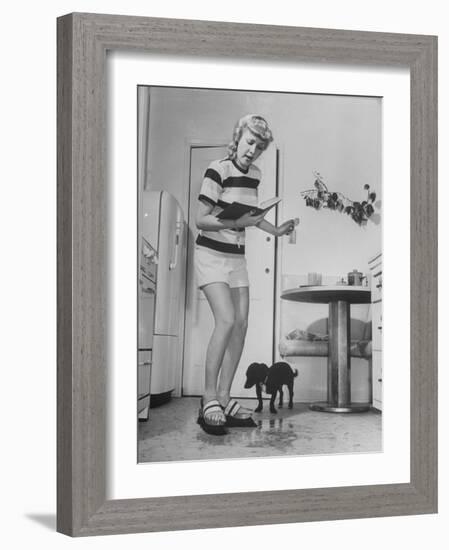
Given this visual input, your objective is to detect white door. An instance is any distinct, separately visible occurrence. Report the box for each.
[182,145,278,397]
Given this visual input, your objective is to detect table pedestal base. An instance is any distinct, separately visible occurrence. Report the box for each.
[309,402,371,413]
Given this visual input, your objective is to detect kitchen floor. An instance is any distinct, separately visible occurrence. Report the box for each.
[138,397,382,463]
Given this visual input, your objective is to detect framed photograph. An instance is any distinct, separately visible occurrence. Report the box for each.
[57,13,437,536]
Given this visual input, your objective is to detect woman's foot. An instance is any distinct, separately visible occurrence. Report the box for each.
[200,396,226,425]
[197,398,227,435]
[218,393,253,419]
[220,398,257,428]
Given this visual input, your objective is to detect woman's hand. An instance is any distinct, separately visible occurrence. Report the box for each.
[235,210,267,228]
[276,219,297,237]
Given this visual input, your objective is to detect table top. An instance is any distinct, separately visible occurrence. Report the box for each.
[281,285,372,304]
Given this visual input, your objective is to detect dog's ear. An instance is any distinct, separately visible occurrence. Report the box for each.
[246,362,258,375]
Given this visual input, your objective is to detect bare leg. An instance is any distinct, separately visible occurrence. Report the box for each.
[217,286,251,418]
[201,282,235,424]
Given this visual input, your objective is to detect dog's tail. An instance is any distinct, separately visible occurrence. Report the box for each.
[293,369,299,378]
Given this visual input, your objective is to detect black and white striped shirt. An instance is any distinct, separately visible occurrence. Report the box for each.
[196,157,261,255]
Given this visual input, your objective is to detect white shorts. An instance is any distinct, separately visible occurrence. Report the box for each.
[195,245,249,289]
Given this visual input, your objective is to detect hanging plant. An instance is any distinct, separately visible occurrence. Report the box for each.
[301,172,377,226]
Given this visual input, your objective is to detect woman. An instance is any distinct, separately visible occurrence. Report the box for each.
[195,114,296,435]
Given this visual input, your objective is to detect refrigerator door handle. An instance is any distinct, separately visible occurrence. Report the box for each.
[169,221,182,270]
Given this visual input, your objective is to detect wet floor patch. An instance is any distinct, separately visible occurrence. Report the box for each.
[138,397,382,463]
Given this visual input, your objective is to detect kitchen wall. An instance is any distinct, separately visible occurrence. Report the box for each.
[144,86,382,401]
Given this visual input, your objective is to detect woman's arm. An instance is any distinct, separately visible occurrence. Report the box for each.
[196,201,267,231]
[256,218,296,237]
[196,201,235,231]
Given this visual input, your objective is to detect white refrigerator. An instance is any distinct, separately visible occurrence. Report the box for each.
[139,191,185,412]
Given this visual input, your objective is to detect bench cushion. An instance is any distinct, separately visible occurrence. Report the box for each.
[279,338,372,359]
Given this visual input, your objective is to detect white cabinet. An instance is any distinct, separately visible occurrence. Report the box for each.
[372,301,382,352]
[368,252,382,411]
[372,350,382,406]
[138,350,152,421]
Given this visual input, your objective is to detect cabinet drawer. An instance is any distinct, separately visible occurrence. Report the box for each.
[372,350,382,410]
[372,301,383,351]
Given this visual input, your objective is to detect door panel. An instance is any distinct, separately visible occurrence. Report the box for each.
[183,146,227,396]
[182,145,277,397]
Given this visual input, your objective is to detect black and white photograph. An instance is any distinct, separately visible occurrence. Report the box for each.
[137,85,383,463]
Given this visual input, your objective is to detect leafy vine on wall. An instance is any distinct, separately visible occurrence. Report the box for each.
[300,172,377,226]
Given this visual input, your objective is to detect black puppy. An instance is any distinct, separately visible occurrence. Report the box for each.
[244,362,298,413]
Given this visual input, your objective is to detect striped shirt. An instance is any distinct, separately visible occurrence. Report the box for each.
[196,157,261,255]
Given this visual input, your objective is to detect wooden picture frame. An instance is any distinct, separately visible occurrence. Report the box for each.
[57,12,437,536]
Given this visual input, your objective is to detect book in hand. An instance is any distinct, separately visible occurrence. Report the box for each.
[216,197,282,221]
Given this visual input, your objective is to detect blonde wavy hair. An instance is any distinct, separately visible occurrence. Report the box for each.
[227,114,274,160]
